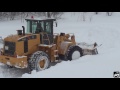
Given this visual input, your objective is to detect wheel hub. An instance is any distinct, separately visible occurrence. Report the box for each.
[39,59,45,68]
[72,51,80,60]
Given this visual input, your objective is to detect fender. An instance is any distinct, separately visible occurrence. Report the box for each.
[59,41,73,55]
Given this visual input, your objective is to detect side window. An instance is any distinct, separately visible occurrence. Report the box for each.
[27,21,30,33]
[32,21,37,33]
[46,22,52,34]
[40,21,44,31]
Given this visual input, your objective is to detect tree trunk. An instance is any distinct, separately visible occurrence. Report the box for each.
[95,12,98,14]
[106,12,112,16]
[47,12,51,18]
[82,12,85,21]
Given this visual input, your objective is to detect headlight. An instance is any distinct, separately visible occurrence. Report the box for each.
[5,46,9,50]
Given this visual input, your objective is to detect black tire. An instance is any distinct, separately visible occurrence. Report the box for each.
[28,51,50,72]
[6,65,14,68]
[66,45,83,61]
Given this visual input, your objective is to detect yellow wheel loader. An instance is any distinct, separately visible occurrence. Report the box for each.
[0,18,98,73]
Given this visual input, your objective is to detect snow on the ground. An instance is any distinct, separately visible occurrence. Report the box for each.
[0,12,120,78]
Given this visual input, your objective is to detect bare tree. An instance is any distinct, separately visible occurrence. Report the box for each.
[106,12,113,16]
[45,12,63,19]
[20,12,29,22]
[52,12,63,19]
[47,12,51,18]
[95,12,98,14]
[10,12,16,20]
[82,12,86,21]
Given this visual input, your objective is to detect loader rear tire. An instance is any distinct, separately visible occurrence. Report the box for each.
[66,45,83,61]
[28,51,50,72]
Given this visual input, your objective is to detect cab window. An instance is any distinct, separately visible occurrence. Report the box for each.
[45,21,52,34]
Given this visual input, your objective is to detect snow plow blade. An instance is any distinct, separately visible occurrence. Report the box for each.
[77,42,99,55]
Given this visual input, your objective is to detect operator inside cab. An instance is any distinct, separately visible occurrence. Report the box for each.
[35,23,43,34]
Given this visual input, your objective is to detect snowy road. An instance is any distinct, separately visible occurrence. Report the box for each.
[0,60,62,78]
[0,63,28,78]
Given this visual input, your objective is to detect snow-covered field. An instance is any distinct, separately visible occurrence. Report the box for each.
[0,12,120,78]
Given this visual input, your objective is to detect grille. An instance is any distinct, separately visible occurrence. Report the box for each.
[4,41,16,56]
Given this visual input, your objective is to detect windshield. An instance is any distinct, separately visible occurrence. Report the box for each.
[26,20,53,35]
[27,21,44,33]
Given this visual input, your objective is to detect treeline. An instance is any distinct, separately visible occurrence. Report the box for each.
[0,12,113,21]
[0,12,64,21]
[95,12,113,16]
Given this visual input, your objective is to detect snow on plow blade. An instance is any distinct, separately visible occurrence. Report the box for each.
[77,42,99,55]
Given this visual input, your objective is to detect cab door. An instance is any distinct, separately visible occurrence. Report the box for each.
[44,21,53,44]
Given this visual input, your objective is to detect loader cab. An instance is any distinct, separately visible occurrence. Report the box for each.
[25,19,56,45]
[25,19,56,34]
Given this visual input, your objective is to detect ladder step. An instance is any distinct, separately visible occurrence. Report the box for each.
[54,55,59,57]
[54,50,58,52]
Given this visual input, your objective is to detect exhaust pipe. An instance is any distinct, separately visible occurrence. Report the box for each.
[22,26,25,36]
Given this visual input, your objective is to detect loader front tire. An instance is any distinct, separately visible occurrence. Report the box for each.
[66,45,83,61]
[7,65,14,68]
[28,51,50,72]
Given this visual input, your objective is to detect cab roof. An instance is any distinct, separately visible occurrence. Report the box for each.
[25,18,56,22]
